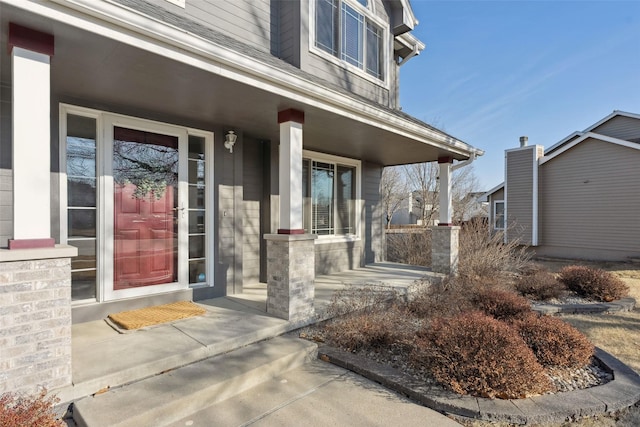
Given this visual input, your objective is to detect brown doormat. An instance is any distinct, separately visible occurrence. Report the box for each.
[108,301,207,330]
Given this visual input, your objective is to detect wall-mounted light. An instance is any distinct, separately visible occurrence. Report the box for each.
[224,130,237,153]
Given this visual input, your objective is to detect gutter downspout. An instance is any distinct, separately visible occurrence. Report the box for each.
[451,152,477,171]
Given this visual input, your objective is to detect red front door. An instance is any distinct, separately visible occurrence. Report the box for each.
[114,184,176,289]
[112,126,179,290]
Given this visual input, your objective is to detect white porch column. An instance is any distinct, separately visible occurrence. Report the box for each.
[438,156,453,226]
[265,109,315,323]
[8,24,55,249]
[277,109,305,234]
[432,156,458,275]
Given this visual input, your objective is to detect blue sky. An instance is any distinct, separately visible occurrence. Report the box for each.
[399,0,640,190]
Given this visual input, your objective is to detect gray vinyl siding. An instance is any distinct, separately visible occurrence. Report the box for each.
[277,0,301,67]
[298,0,393,106]
[539,138,640,257]
[215,131,244,296]
[364,161,384,263]
[242,138,264,283]
[139,0,275,53]
[505,148,535,244]
[0,81,11,247]
[591,116,640,142]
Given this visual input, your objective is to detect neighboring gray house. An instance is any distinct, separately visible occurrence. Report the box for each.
[391,190,487,226]
[0,0,481,394]
[484,111,640,261]
[390,190,435,225]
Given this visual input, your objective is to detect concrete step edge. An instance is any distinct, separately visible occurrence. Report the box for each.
[73,336,317,427]
[60,322,299,404]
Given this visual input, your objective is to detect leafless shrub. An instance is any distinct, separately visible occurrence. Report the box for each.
[324,285,402,318]
[409,275,475,319]
[411,311,553,399]
[470,287,532,321]
[458,220,532,279]
[0,389,64,427]
[386,229,431,266]
[323,306,417,353]
[515,269,567,301]
[510,312,594,368]
[558,265,630,302]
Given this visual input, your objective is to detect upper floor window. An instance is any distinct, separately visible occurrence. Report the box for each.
[314,0,384,80]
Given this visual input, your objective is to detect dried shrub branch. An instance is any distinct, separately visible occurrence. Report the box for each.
[558,266,630,302]
[458,221,532,279]
[510,312,594,368]
[470,287,532,321]
[515,268,567,301]
[411,311,553,399]
[0,389,64,427]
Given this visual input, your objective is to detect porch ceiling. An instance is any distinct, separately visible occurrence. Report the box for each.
[1,2,478,167]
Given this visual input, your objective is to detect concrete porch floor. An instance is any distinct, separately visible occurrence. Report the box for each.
[58,263,437,404]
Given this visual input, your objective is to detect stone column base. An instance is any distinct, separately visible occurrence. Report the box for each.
[0,245,77,394]
[431,226,460,275]
[264,233,317,323]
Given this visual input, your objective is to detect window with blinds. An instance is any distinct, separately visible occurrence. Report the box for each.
[303,158,357,236]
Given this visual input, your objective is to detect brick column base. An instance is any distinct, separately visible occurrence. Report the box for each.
[0,246,76,394]
[431,226,460,275]
[264,234,316,323]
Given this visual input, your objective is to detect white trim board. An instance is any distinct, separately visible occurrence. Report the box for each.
[539,132,640,165]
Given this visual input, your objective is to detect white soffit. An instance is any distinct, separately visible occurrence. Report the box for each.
[14,0,478,159]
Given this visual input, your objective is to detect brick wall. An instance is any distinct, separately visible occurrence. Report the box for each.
[0,257,72,394]
[265,234,316,323]
[431,226,460,275]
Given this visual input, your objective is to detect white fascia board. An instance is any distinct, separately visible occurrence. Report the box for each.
[584,110,640,133]
[539,132,640,165]
[545,131,582,155]
[399,0,418,26]
[396,32,425,53]
[14,0,476,159]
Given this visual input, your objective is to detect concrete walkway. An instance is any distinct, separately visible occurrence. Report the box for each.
[167,359,461,427]
[62,263,451,425]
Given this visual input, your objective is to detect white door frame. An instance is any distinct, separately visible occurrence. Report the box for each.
[60,104,214,303]
[102,114,189,301]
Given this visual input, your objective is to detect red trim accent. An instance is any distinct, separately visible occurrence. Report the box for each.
[437,156,454,164]
[8,23,54,56]
[438,223,453,227]
[277,229,305,235]
[8,238,55,250]
[278,109,305,124]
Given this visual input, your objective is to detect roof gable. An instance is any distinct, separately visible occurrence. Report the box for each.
[546,111,640,155]
[539,132,640,165]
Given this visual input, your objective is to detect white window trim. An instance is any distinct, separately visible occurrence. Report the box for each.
[186,128,215,289]
[493,200,505,231]
[302,150,362,244]
[59,104,215,304]
[309,0,390,88]
[59,104,103,305]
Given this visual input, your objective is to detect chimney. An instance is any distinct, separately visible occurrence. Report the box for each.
[519,136,528,147]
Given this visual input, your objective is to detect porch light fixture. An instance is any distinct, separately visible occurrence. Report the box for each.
[224,130,237,153]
